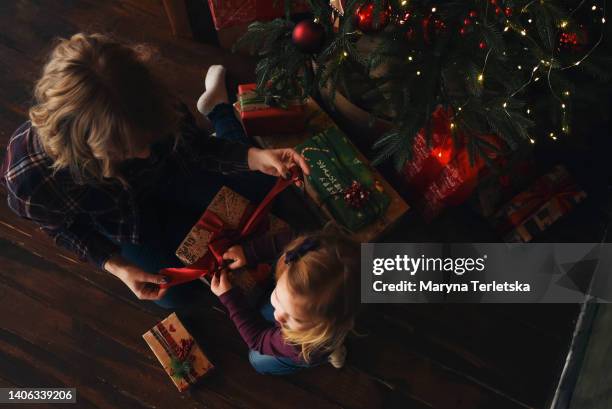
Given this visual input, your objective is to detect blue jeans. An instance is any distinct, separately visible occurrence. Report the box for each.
[247,299,316,375]
[120,103,275,309]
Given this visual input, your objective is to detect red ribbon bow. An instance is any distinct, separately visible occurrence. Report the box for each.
[159,169,301,289]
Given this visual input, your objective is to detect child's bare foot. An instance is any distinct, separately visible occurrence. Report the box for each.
[197,65,229,115]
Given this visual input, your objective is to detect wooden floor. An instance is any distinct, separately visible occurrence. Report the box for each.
[0,1,581,408]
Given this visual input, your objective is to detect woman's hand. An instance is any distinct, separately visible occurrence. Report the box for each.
[223,245,247,269]
[210,269,233,297]
[104,254,169,300]
[247,147,310,179]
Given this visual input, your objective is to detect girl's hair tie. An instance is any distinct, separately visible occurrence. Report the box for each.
[284,238,319,264]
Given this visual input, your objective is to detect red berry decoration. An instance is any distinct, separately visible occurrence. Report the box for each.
[344,181,371,209]
[479,41,486,49]
[354,2,391,33]
[504,7,512,17]
[463,18,471,25]
[495,6,501,14]
[469,10,478,18]
[459,27,466,36]
[292,20,325,53]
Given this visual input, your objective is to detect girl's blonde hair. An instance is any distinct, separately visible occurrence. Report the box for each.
[277,232,360,363]
[29,33,181,185]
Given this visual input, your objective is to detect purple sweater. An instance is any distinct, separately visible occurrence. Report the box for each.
[218,230,327,364]
[219,288,303,361]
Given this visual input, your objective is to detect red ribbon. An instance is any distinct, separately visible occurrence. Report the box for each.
[159,169,301,289]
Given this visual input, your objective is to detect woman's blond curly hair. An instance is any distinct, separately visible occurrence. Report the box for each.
[29,33,180,185]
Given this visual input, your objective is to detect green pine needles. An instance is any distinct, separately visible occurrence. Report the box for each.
[236,0,609,169]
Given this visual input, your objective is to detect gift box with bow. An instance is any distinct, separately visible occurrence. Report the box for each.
[143,313,213,392]
[159,173,297,295]
[492,165,587,242]
[235,83,306,137]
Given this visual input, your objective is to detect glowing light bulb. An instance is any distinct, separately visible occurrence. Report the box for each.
[561,103,566,109]
[504,26,510,32]
[534,77,540,82]
[458,107,462,111]
[450,123,455,129]
[528,19,532,23]
[564,90,570,96]
[401,0,408,5]
[592,5,597,11]
[478,73,484,82]
[431,7,437,12]
[503,102,508,108]
[560,21,568,28]
[529,138,535,144]
[416,70,421,76]
[520,29,527,36]
[343,51,348,57]
[602,17,606,23]
[517,65,522,69]
[526,108,531,114]
[575,61,581,66]
[408,56,413,61]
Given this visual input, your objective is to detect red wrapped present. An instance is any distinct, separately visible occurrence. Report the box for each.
[235,83,306,136]
[401,106,455,194]
[492,165,587,242]
[420,142,486,221]
[208,0,309,31]
[143,313,213,392]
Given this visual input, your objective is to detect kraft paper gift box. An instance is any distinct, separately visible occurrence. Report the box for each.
[176,186,290,293]
[143,313,213,392]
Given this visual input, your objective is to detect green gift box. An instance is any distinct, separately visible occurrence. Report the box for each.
[296,127,390,231]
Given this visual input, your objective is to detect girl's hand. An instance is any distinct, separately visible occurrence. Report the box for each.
[210,269,233,296]
[247,147,310,179]
[222,245,247,269]
[104,254,169,300]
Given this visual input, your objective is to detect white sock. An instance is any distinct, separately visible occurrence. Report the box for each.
[197,65,229,115]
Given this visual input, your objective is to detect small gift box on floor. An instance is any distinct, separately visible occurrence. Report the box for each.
[491,165,587,242]
[143,313,213,392]
[296,126,390,232]
[175,186,290,298]
[235,83,306,137]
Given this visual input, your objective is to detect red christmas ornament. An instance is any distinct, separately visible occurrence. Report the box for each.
[504,7,512,17]
[463,18,471,26]
[479,41,486,49]
[469,10,478,18]
[495,6,502,14]
[343,181,371,209]
[292,20,325,53]
[354,2,391,33]
[558,27,588,52]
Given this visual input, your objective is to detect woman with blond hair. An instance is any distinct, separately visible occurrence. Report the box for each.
[1,33,309,308]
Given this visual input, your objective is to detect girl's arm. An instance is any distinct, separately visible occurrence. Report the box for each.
[242,229,296,265]
[211,272,302,361]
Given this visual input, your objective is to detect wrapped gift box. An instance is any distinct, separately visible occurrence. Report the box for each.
[209,1,310,49]
[492,165,587,242]
[208,0,309,30]
[235,83,306,136]
[143,313,213,392]
[296,126,390,231]
[176,186,289,293]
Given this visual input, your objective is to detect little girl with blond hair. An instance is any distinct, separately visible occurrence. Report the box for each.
[211,231,360,374]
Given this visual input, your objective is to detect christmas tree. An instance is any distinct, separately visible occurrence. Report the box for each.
[235,0,610,170]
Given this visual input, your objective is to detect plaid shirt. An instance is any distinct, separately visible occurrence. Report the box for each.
[1,110,250,269]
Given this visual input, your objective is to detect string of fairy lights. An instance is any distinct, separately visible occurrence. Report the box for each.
[325,0,606,147]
